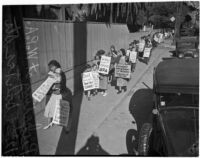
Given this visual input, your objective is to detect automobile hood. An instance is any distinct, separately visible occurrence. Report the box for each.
[160,108,198,156]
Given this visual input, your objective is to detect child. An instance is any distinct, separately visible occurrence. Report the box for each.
[126,42,138,72]
[143,38,152,64]
[98,54,109,97]
[91,63,99,95]
[116,48,128,94]
[83,64,92,101]
[138,36,146,59]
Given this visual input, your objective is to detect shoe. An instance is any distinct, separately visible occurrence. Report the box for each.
[88,97,91,101]
[103,92,107,96]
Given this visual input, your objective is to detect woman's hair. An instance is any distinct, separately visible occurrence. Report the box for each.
[92,63,97,68]
[120,48,126,56]
[110,45,115,50]
[48,60,61,68]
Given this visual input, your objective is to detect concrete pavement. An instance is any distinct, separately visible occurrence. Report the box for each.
[34,40,174,155]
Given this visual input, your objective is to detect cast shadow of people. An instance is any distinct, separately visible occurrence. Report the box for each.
[126,88,154,155]
[76,135,110,155]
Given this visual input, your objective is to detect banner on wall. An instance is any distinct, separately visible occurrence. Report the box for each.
[115,64,131,79]
[98,56,111,74]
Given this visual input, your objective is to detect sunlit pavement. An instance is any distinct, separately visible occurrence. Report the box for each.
[35,40,173,155]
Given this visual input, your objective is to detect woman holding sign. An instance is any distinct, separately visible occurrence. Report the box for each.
[43,60,72,132]
[115,49,129,94]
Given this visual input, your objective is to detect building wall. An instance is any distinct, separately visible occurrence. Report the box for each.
[23,20,155,114]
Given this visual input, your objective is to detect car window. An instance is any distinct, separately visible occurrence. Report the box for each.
[159,93,198,107]
[161,108,198,156]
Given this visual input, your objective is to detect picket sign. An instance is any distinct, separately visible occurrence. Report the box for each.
[52,99,70,127]
[82,72,95,91]
[143,47,152,58]
[98,56,111,74]
[32,77,56,102]
[129,50,137,63]
[92,71,99,89]
[138,42,145,52]
[115,64,131,79]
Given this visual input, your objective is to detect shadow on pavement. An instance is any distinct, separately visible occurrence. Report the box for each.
[126,88,154,155]
[55,22,87,155]
[76,135,110,155]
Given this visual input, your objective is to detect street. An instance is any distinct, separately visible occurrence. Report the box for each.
[35,41,173,155]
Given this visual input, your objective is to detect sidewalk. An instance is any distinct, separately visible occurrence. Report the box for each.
[34,45,170,155]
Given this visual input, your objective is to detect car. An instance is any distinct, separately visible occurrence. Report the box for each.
[137,58,199,156]
[175,36,199,58]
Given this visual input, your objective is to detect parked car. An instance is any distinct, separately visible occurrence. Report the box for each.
[138,58,199,156]
[175,36,199,58]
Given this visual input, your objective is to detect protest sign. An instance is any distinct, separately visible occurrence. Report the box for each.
[52,99,70,127]
[129,51,137,63]
[143,47,152,57]
[138,42,145,52]
[92,72,99,89]
[115,64,131,79]
[82,72,95,91]
[32,77,56,102]
[98,56,111,74]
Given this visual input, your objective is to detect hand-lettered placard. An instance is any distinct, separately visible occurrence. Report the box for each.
[82,72,95,91]
[98,56,111,74]
[143,47,152,58]
[32,77,56,102]
[52,99,70,127]
[138,42,145,52]
[115,64,131,79]
[92,71,99,89]
[129,50,137,63]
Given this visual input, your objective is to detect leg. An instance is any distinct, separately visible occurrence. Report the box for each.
[103,89,107,96]
[117,86,122,94]
[87,91,91,100]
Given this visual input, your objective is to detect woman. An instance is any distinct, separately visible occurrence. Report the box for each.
[98,50,109,96]
[116,49,128,94]
[44,60,72,132]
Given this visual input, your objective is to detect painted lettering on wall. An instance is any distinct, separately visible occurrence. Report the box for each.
[24,21,39,78]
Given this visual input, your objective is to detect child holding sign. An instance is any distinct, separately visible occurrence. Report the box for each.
[116,49,129,94]
[126,42,138,72]
[82,64,93,101]
[98,54,110,96]
[92,64,99,95]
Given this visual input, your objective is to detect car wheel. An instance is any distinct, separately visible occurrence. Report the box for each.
[138,123,153,156]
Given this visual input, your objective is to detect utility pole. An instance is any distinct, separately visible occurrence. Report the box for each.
[174,2,183,39]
